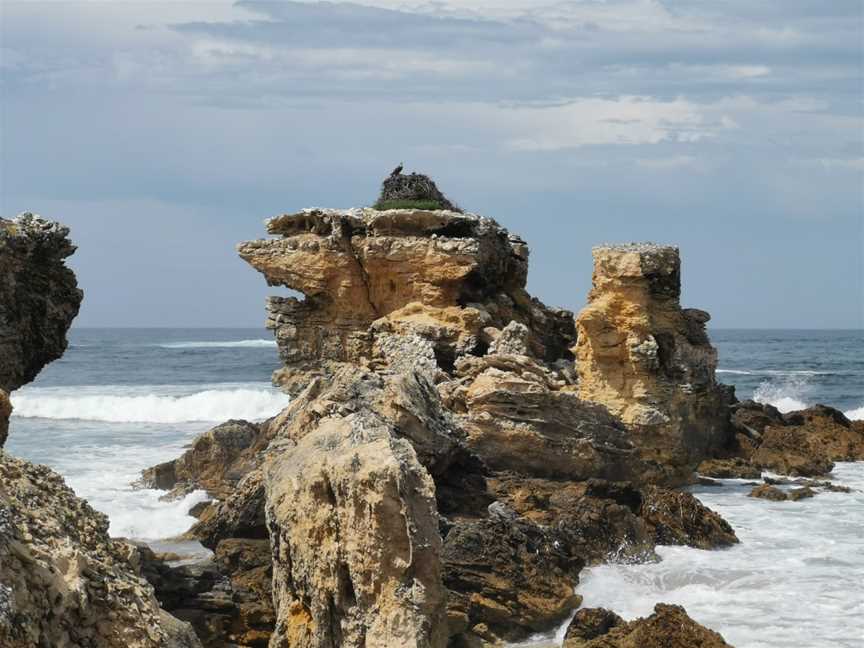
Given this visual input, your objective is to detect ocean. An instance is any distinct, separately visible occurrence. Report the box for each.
[5,327,863,647]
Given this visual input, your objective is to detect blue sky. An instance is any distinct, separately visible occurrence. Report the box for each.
[1,0,861,328]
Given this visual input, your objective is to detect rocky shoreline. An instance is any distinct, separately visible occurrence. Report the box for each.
[1,204,862,647]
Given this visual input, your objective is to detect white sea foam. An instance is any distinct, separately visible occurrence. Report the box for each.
[717,368,839,376]
[752,378,809,413]
[577,462,864,648]
[845,406,864,421]
[156,339,276,349]
[11,383,290,423]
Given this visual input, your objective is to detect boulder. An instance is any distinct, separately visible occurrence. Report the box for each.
[574,244,734,483]
[748,484,788,501]
[564,603,733,648]
[750,426,834,477]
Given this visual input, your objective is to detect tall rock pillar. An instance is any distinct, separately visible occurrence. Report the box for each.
[575,244,732,481]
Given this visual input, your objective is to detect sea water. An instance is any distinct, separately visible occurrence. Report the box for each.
[5,328,863,645]
[5,328,290,539]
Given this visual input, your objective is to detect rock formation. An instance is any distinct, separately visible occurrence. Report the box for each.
[563,604,733,648]
[0,213,199,648]
[0,452,201,648]
[0,213,83,446]
[142,206,740,646]
[699,401,864,479]
[575,244,734,483]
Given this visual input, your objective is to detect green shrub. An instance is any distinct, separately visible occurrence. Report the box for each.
[372,199,445,211]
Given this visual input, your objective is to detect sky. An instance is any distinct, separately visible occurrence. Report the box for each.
[1,0,862,329]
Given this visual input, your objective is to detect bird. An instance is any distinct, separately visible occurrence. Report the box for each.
[390,163,403,177]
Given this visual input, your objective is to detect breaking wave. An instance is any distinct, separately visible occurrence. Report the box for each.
[752,379,809,413]
[11,384,290,423]
[844,406,864,421]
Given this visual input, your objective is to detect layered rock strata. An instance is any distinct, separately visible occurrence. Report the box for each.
[575,244,734,482]
[144,208,741,646]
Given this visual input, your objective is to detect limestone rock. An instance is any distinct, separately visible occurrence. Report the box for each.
[748,484,788,501]
[564,608,625,643]
[442,516,582,643]
[639,485,738,549]
[750,426,835,477]
[450,352,645,482]
[0,214,82,406]
[697,457,761,479]
[0,451,200,648]
[575,244,734,482]
[263,369,448,648]
[563,603,734,648]
[140,420,271,500]
[238,209,575,395]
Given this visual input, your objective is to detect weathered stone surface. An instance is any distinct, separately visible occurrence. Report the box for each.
[564,603,733,648]
[238,209,575,395]
[263,369,448,648]
[697,457,761,479]
[564,608,625,643]
[140,539,274,648]
[750,426,835,477]
[448,351,644,482]
[0,214,82,406]
[0,451,201,648]
[575,244,734,482]
[748,484,788,501]
[639,485,738,549]
[141,420,270,500]
[442,516,582,643]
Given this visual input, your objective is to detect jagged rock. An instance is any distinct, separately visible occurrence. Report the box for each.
[697,457,761,479]
[237,209,575,395]
[0,391,10,450]
[0,451,201,648]
[750,425,835,477]
[0,214,82,446]
[748,484,788,501]
[449,352,645,482]
[564,608,625,643]
[639,485,738,549]
[139,540,275,647]
[788,486,815,501]
[0,215,82,393]
[563,603,734,648]
[781,405,864,461]
[263,368,448,648]
[574,244,734,483]
[442,516,582,643]
[140,420,270,500]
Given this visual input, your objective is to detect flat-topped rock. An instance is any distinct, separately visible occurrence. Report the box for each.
[575,242,733,483]
[239,208,572,394]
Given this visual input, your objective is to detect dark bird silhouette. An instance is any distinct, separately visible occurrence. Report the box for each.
[390,163,403,177]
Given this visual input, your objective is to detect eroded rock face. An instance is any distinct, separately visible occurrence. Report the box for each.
[575,244,734,482]
[141,419,270,500]
[263,368,448,648]
[238,209,575,395]
[0,451,201,648]
[0,214,83,409]
[564,603,733,648]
